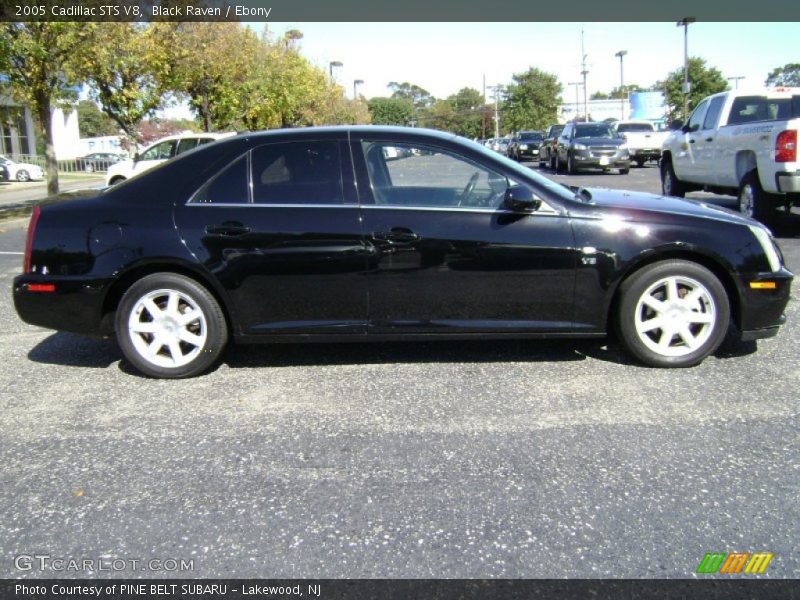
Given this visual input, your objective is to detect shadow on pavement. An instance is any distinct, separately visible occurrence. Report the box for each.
[27,332,121,368]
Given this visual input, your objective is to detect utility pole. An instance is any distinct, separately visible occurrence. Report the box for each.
[487,85,501,139]
[568,82,583,121]
[677,17,695,121]
[580,28,589,122]
[727,76,744,89]
[615,50,627,120]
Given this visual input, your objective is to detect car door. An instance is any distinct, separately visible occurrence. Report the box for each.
[692,95,726,184]
[556,123,573,164]
[672,99,709,183]
[351,136,576,334]
[173,138,369,336]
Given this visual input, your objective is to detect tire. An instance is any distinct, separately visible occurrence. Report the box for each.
[660,159,685,198]
[550,155,557,171]
[108,176,126,186]
[635,158,646,168]
[555,154,563,173]
[566,153,575,174]
[115,273,228,378]
[617,260,730,368]
[16,169,30,182]
[738,170,774,224]
[619,167,630,175]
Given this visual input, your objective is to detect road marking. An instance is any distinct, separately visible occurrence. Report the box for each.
[0,251,23,255]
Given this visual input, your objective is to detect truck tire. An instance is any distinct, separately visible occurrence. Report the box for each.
[738,170,774,224]
[661,159,685,198]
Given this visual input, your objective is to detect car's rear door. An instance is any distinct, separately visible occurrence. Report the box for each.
[173,136,368,336]
[351,135,576,334]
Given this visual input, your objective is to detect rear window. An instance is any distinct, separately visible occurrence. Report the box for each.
[616,123,654,133]
[727,95,800,125]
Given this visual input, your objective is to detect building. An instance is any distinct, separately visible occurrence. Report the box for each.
[559,91,667,127]
[0,94,36,156]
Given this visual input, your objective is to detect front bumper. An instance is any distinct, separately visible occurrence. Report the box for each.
[738,268,793,332]
[518,147,540,158]
[571,153,630,170]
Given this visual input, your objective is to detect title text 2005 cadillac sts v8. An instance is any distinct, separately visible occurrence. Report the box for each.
[13,127,792,378]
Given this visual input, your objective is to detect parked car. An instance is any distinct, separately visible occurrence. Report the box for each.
[75,152,125,173]
[13,126,791,378]
[555,122,630,174]
[661,87,800,223]
[0,155,44,182]
[538,124,565,169]
[105,132,235,186]
[507,130,544,161]
[0,163,8,182]
[496,137,512,154]
[612,120,668,167]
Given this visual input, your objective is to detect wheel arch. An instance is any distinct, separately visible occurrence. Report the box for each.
[99,259,236,336]
[735,150,758,185]
[605,247,742,335]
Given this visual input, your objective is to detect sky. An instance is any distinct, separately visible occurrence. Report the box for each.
[160,21,797,120]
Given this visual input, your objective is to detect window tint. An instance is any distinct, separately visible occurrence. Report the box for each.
[140,140,175,161]
[616,123,654,133]
[728,95,796,125]
[176,138,199,155]
[191,154,249,204]
[251,141,342,205]
[702,96,726,130]
[519,131,543,141]
[361,142,509,209]
[686,100,709,132]
[197,138,214,146]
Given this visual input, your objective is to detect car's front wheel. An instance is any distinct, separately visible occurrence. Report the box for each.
[617,260,730,368]
[16,169,29,182]
[738,170,774,224]
[115,273,228,378]
[660,159,685,197]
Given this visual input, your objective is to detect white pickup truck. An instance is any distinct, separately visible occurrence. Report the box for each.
[660,87,800,223]
[612,120,668,167]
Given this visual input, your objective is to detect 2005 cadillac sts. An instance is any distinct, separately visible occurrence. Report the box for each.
[13,127,792,378]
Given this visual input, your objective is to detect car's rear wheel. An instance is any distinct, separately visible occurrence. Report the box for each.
[619,167,630,175]
[635,158,646,168]
[617,260,730,368]
[16,170,29,182]
[115,273,228,378]
[660,159,685,197]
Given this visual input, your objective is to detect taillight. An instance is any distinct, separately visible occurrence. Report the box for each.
[23,205,40,273]
[775,130,797,163]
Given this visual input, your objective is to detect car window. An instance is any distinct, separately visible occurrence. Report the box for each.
[702,96,726,130]
[251,141,343,205]
[573,123,614,138]
[197,138,214,146]
[140,140,176,161]
[190,154,249,205]
[686,100,709,132]
[176,138,200,155]
[616,123,654,133]
[361,141,509,209]
[727,95,795,125]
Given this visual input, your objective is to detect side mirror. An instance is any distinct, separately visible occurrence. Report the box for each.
[669,119,683,131]
[504,186,541,212]
[133,152,140,163]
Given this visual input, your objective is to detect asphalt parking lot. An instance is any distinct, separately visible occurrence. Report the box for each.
[0,164,797,579]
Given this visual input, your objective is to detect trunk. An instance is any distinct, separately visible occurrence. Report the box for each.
[37,99,59,197]
[202,91,210,132]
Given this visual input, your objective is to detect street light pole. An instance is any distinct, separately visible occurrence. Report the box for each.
[329,60,343,80]
[615,50,627,120]
[580,28,589,122]
[676,17,695,121]
[353,79,364,100]
[727,76,744,89]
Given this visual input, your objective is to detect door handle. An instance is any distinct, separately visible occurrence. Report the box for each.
[372,228,420,245]
[689,139,696,144]
[205,222,251,236]
[705,137,714,142]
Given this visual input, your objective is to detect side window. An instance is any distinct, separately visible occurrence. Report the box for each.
[360,141,508,209]
[251,141,343,205]
[702,96,726,130]
[686,100,709,132]
[140,140,175,161]
[197,138,214,146]
[175,138,199,155]
[190,154,249,205]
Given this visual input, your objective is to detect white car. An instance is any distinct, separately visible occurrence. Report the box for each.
[0,155,44,182]
[105,132,235,186]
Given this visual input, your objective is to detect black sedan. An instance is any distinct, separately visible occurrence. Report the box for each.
[13,126,792,378]
[507,130,544,161]
[555,122,630,174]
[75,152,124,173]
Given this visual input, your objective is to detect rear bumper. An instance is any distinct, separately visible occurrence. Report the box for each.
[775,171,800,194]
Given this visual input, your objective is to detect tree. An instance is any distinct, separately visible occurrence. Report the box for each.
[591,84,642,100]
[664,57,728,122]
[503,67,562,132]
[765,63,800,87]
[445,87,484,138]
[76,99,118,138]
[73,23,179,145]
[387,81,435,110]
[0,23,88,195]
[367,97,415,126]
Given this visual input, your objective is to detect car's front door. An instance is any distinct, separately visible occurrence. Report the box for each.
[673,99,709,183]
[173,138,368,336]
[351,137,576,334]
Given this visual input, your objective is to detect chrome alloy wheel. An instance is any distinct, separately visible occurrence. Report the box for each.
[739,182,755,218]
[633,275,716,357]
[127,288,208,368]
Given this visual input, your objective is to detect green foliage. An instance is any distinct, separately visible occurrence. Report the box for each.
[367,97,415,126]
[664,57,728,122]
[591,84,642,100]
[503,67,562,132]
[388,81,435,110]
[765,63,800,87]
[76,100,119,138]
[0,23,89,195]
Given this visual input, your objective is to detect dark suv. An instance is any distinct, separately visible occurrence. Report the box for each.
[555,122,630,174]
[507,130,544,161]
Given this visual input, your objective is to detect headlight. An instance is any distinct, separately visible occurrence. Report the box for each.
[748,225,781,272]
[520,144,528,150]
[573,143,587,150]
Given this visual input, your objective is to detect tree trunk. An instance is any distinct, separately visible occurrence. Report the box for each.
[202,91,210,132]
[37,98,59,197]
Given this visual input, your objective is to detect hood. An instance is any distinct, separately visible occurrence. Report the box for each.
[580,187,754,227]
[574,137,623,146]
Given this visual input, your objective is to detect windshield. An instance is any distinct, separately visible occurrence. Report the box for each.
[574,124,614,138]
[519,131,543,141]
[616,123,654,133]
